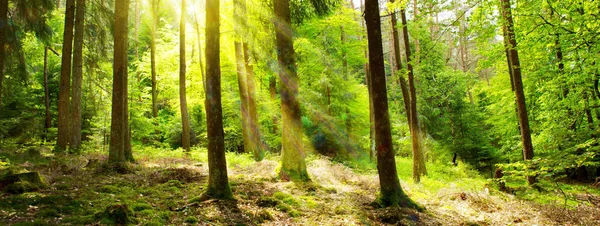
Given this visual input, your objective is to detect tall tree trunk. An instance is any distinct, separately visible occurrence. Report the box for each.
[389,1,411,125]
[233,0,250,156]
[70,0,85,150]
[204,0,232,199]
[274,0,309,182]
[243,44,264,160]
[500,0,535,185]
[0,0,7,116]
[194,14,205,90]
[360,0,375,161]
[109,0,129,165]
[151,0,159,118]
[365,0,420,209]
[180,0,191,152]
[56,0,76,152]
[234,42,250,154]
[44,47,51,141]
[269,74,278,134]
[400,8,427,182]
[341,26,352,141]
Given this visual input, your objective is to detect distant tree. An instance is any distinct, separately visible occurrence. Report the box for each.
[364,0,420,208]
[274,0,309,182]
[109,0,130,165]
[56,0,76,152]
[204,0,233,199]
[179,0,191,152]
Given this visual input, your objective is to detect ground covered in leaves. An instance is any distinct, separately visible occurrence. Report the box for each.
[1,145,599,225]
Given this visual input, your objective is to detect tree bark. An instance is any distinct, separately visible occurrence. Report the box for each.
[205,0,232,199]
[234,41,250,154]
[500,0,535,185]
[269,74,278,134]
[275,0,309,182]
[151,0,159,118]
[243,43,264,160]
[109,0,130,165]
[56,0,76,152]
[365,0,420,208]
[180,0,191,152]
[400,8,427,182]
[388,1,411,124]
[0,0,6,116]
[194,14,205,90]
[70,0,85,150]
[44,47,51,141]
[360,0,375,161]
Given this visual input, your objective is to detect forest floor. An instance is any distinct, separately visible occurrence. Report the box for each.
[1,144,599,225]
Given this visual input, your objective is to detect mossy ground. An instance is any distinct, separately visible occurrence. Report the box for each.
[0,144,599,225]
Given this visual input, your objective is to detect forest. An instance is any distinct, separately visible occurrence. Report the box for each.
[0,0,599,225]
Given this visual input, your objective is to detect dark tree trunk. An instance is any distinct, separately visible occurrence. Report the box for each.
[56,0,76,152]
[180,0,191,152]
[0,0,6,115]
[70,0,85,150]
[44,47,51,140]
[500,0,535,185]
[365,0,420,209]
[275,0,309,182]
[400,8,427,182]
[151,0,159,118]
[109,0,130,165]
[204,0,232,199]
[389,0,411,131]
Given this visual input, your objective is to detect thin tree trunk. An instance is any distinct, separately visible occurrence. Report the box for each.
[70,0,85,150]
[234,42,250,154]
[194,14,206,90]
[500,0,535,185]
[151,0,159,118]
[275,0,309,182]
[341,26,352,140]
[109,0,130,165]
[204,0,232,199]
[360,0,375,161]
[44,47,51,141]
[269,75,278,134]
[365,0,419,208]
[0,0,7,117]
[243,43,264,160]
[400,8,427,182]
[180,0,191,152]
[57,0,76,152]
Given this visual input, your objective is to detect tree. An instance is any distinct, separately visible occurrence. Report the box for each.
[70,0,85,150]
[233,0,251,159]
[275,0,309,182]
[151,0,159,118]
[204,0,232,199]
[56,0,76,152]
[400,6,427,183]
[179,0,191,152]
[109,0,130,165]
[365,0,420,208]
[499,0,535,185]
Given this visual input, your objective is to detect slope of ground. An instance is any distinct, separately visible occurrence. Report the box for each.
[0,144,599,225]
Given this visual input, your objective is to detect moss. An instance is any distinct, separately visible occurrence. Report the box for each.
[37,208,60,218]
[256,196,280,207]
[372,191,425,211]
[132,202,153,211]
[256,209,274,223]
[98,185,121,194]
[143,221,163,226]
[62,215,96,225]
[184,216,199,224]
[95,204,137,225]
